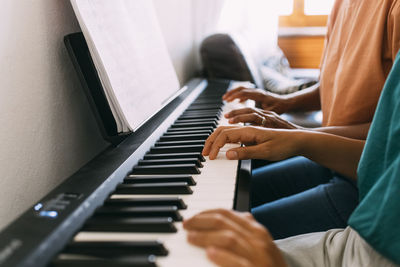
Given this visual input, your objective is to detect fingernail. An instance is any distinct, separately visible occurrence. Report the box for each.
[229,119,234,123]
[226,151,238,159]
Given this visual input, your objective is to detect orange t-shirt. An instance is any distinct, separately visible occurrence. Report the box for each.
[320,0,400,126]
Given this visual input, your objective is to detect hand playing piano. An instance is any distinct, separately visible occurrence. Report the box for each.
[202,126,302,161]
[224,107,300,129]
[183,209,287,267]
[222,86,290,114]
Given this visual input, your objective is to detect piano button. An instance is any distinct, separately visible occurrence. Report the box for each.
[143,152,205,162]
[63,240,168,256]
[154,140,205,147]
[149,145,204,154]
[167,126,214,132]
[115,182,193,194]
[159,134,210,141]
[51,256,157,267]
[170,121,217,128]
[94,206,183,221]
[104,197,187,209]
[83,217,177,233]
[131,164,200,175]
[125,175,196,185]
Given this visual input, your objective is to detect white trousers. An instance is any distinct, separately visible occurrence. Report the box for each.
[275,227,398,267]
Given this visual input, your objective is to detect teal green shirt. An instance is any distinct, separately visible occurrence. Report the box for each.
[348,51,400,264]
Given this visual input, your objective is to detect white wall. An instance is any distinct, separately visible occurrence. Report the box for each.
[0,0,199,230]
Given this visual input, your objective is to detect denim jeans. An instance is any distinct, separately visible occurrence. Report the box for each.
[251,157,359,239]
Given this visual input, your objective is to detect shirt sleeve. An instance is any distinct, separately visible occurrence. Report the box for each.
[319,0,341,69]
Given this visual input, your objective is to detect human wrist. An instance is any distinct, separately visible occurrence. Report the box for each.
[281,94,301,111]
[291,130,311,156]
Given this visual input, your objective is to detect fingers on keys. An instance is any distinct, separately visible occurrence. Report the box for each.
[183,209,275,267]
[203,127,265,160]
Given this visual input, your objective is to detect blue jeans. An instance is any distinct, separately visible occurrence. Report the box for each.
[251,157,359,239]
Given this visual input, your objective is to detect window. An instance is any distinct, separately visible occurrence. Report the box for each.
[277,0,334,68]
[305,0,334,15]
[279,0,333,27]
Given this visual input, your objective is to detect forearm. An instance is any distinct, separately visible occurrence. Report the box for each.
[313,123,371,139]
[296,131,365,179]
[284,82,321,112]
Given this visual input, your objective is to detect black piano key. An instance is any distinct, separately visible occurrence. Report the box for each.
[167,126,214,132]
[115,182,193,194]
[185,106,222,112]
[190,100,223,105]
[144,152,205,162]
[159,133,210,141]
[94,206,183,221]
[189,102,222,106]
[175,118,218,123]
[154,140,205,147]
[131,164,200,174]
[125,174,196,185]
[104,197,187,209]
[180,113,221,118]
[180,111,221,116]
[138,159,202,168]
[163,130,212,136]
[178,114,219,120]
[83,217,177,233]
[138,158,202,168]
[143,152,205,162]
[170,121,217,128]
[150,145,204,154]
[51,256,157,267]
[64,241,168,256]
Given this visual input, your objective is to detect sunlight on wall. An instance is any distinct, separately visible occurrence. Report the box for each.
[217,0,280,55]
[305,0,334,15]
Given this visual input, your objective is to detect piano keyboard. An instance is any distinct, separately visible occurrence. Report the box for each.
[47,82,251,267]
[0,79,251,267]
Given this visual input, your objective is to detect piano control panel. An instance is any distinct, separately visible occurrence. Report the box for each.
[34,193,83,219]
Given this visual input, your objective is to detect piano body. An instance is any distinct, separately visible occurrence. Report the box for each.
[0,33,251,267]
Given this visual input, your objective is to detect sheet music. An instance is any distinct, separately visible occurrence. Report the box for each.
[70,0,180,132]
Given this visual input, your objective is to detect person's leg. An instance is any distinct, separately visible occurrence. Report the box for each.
[275,227,397,267]
[252,176,358,239]
[251,156,334,207]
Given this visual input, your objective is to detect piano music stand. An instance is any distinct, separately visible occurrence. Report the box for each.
[64,32,131,146]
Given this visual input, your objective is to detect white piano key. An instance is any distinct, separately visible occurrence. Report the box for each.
[75,224,217,267]
[71,100,252,266]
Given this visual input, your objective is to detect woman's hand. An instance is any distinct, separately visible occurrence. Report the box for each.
[183,209,287,267]
[222,87,290,114]
[224,107,301,129]
[202,126,303,161]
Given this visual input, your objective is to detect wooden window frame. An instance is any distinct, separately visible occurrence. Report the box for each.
[279,0,328,28]
[278,0,329,68]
